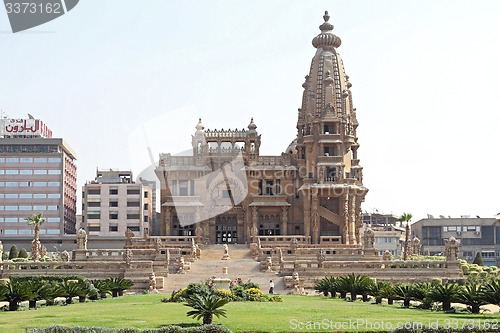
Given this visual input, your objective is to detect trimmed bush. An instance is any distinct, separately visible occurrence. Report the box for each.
[27,325,233,333]
[18,248,29,258]
[8,245,19,260]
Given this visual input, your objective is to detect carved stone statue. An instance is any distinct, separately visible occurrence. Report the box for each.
[149,272,157,292]
[125,228,134,247]
[60,250,70,262]
[222,244,230,260]
[290,237,299,253]
[40,245,47,258]
[382,250,392,261]
[124,249,133,267]
[154,237,162,252]
[363,227,375,249]
[265,256,272,272]
[317,248,326,267]
[250,225,258,243]
[412,237,421,256]
[76,228,87,250]
[446,236,460,261]
[178,257,186,274]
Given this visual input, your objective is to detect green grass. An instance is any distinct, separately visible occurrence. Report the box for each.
[0,294,499,332]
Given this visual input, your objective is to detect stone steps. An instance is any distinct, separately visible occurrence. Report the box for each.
[164,245,284,294]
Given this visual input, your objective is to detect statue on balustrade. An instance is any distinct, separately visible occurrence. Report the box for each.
[76,228,87,250]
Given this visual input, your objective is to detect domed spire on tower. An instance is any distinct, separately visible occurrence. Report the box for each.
[247,117,257,132]
[195,118,205,131]
[312,10,341,49]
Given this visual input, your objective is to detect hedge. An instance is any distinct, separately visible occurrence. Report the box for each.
[10,275,86,283]
[26,325,233,333]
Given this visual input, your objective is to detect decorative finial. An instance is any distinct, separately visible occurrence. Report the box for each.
[248,117,257,131]
[323,11,330,22]
[312,10,341,49]
[195,118,204,131]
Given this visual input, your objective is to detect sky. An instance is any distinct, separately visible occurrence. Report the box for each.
[1,0,499,221]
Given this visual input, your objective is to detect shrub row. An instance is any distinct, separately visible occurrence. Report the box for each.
[27,324,233,333]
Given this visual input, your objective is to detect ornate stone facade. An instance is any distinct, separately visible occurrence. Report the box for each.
[156,11,368,246]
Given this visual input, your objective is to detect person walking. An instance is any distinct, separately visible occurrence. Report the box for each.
[269,280,274,294]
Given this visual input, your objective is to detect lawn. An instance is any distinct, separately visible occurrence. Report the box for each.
[0,294,499,333]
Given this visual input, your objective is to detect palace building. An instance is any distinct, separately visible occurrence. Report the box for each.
[156,11,368,245]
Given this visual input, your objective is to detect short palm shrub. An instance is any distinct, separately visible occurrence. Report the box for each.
[428,283,462,311]
[106,277,134,297]
[185,292,228,325]
[0,281,31,311]
[456,283,488,314]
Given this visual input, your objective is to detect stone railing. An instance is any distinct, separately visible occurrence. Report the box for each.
[279,260,463,286]
[257,236,310,247]
[319,236,343,244]
[126,236,195,249]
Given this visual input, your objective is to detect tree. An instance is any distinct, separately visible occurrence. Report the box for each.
[472,252,483,266]
[0,281,32,311]
[8,245,19,260]
[482,279,500,306]
[456,283,488,314]
[25,212,45,261]
[106,277,134,297]
[398,213,413,260]
[18,248,28,259]
[394,283,414,307]
[428,283,462,311]
[185,292,228,325]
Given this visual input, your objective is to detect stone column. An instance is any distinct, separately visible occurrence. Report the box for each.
[349,193,357,245]
[303,192,311,242]
[311,190,319,244]
[280,206,288,236]
[343,192,350,244]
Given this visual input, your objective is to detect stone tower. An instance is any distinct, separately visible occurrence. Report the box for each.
[295,11,368,244]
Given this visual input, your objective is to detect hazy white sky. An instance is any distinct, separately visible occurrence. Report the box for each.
[1,1,499,221]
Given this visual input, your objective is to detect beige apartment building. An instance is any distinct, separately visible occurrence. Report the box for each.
[412,217,500,267]
[82,170,152,237]
[0,118,77,240]
[156,12,368,245]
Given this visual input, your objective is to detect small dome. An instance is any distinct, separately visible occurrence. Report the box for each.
[248,117,257,131]
[285,139,297,154]
[195,118,205,131]
[312,11,342,49]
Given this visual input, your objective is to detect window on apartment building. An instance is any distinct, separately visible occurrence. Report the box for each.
[88,189,100,195]
[127,214,140,219]
[144,191,149,198]
[127,201,140,207]
[144,216,149,222]
[128,226,140,232]
[87,202,100,207]
[109,189,118,195]
[144,203,149,210]
[88,213,100,219]
[171,180,177,195]
[88,226,100,232]
[109,213,118,220]
[109,226,118,232]
[110,201,118,207]
[265,180,274,195]
[127,188,140,195]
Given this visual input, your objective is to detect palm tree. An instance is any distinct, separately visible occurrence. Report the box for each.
[91,279,111,299]
[398,213,413,260]
[482,279,500,306]
[185,292,228,324]
[428,283,462,311]
[394,283,414,307]
[0,281,31,311]
[56,280,83,304]
[106,277,134,297]
[25,212,45,261]
[368,281,390,304]
[411,282,433,309]
[456,283,488,314]
[314,277,330,297]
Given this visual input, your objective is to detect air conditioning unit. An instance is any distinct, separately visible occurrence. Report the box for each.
[474,231,480,235]
[456,231,461,235]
